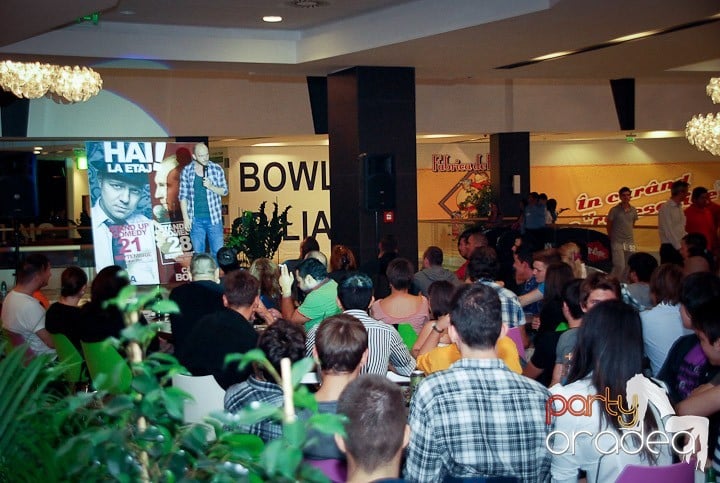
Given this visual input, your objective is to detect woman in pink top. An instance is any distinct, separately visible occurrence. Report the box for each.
[370,258,430,333]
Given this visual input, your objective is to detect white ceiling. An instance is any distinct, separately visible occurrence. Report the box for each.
[1,0,718,154]
[1,0,718,81]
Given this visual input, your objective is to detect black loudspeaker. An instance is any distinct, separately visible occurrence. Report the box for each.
[363,153,396,211]
[610,78,635,131]
[307,76,328,135]
[0,152,39,220]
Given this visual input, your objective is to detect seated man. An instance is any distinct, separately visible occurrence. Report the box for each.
[305,314,368,462]
[466,246,525,329]
[306,272,415,376]
[624,252,658,310]
[279,257,341,330]
[336,374,410,483]
[404,284,551,482]
[169,253,224,356]
[412,246,459,297]
[1,254,55,357]
[224,320,306,442]
[179,270,261,389]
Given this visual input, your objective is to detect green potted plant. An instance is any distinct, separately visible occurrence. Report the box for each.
[0,282,342,482]
[226,201,291,264]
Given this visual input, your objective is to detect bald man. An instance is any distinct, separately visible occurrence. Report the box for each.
[179,143,228,262]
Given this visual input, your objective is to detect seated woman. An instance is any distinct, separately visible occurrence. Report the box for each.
[370,258,429,334]
[78,266,155,351]
[327,244,358,284]
[411,280,455,358]
[249,258,282,310]
[681,232,714,275]
[558,242,586,279]
[549,300,671,482]
[412,281,521,375]
[522,262,574,386]
[45,266,88,351]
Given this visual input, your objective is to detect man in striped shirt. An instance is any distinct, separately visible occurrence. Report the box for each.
[305,272,415,376]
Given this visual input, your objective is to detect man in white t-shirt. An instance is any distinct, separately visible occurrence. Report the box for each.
[1,254,55,357]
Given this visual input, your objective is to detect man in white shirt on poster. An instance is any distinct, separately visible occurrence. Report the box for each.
[90,161,159,284]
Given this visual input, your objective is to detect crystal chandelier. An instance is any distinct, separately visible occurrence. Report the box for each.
[685,77,720,156]
[0,60,102,103]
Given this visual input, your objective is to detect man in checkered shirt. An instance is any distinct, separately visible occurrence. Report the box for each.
[404,284,552,482]
[179,142,228,263]
[467,246,525,329]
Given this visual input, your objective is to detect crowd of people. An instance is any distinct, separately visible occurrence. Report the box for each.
[2,180,720,481]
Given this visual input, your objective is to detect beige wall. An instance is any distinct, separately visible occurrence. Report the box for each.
[23,72,713,138]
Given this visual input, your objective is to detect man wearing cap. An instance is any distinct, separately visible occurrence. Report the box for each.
[91,160,159,284]
[180,143,228,263]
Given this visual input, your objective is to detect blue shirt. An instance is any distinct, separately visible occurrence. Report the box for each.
[524,203,547,230]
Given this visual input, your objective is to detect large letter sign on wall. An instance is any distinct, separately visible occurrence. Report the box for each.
[228,147,332,262]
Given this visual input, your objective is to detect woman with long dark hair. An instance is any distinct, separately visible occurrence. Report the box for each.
[549,300,671,482]
[522,262,574,386]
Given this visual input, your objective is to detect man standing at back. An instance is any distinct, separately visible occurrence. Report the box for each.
[179,142,228,262]
[658,180,689,265]
[169,253,224,356]
[404,284,551,482]
[2,254,55,357]
[606,186,638,280]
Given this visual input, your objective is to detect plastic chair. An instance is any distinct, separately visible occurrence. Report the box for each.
[81,341,132,394]
[51,333,85,384]
[2,328,33,364]
[397,323,418,351]
[172,373,226,440]
[506,327,526,361]
[305,459,347,483]
[614,461,694,482]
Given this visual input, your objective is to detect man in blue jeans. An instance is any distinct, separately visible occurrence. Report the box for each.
[179,143,228,262]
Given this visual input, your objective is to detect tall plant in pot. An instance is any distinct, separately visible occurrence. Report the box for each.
[226,201,291,264]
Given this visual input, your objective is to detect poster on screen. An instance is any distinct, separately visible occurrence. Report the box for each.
[86,141,197,285]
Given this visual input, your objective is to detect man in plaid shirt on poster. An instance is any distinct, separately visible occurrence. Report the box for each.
[404,284,552,482]
[180,142,228,263]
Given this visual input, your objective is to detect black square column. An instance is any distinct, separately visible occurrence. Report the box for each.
[328,67,418,267]
[490,132,530,218]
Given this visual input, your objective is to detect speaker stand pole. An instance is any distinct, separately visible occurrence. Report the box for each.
[373,210,380,254]
[11,217,21,285]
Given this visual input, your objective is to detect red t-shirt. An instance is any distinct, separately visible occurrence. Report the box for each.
[685,204,717,251]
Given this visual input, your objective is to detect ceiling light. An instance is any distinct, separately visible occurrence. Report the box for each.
[0,60,102,103]
[417,134,463,139]
[263,16,283,23]
[532,51,573,62]
[610,30,659,43]
[686,77,720,156]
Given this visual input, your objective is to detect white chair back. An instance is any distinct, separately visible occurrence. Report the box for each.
[172,374,226,440]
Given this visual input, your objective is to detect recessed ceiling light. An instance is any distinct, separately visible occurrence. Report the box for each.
[118,9,135,15]
[263,16,283,23]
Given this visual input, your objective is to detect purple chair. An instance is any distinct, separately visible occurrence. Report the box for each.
[614,461,695,483]
[2,329,34,365]
[506,326,526,361]
[306,459,347,483]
